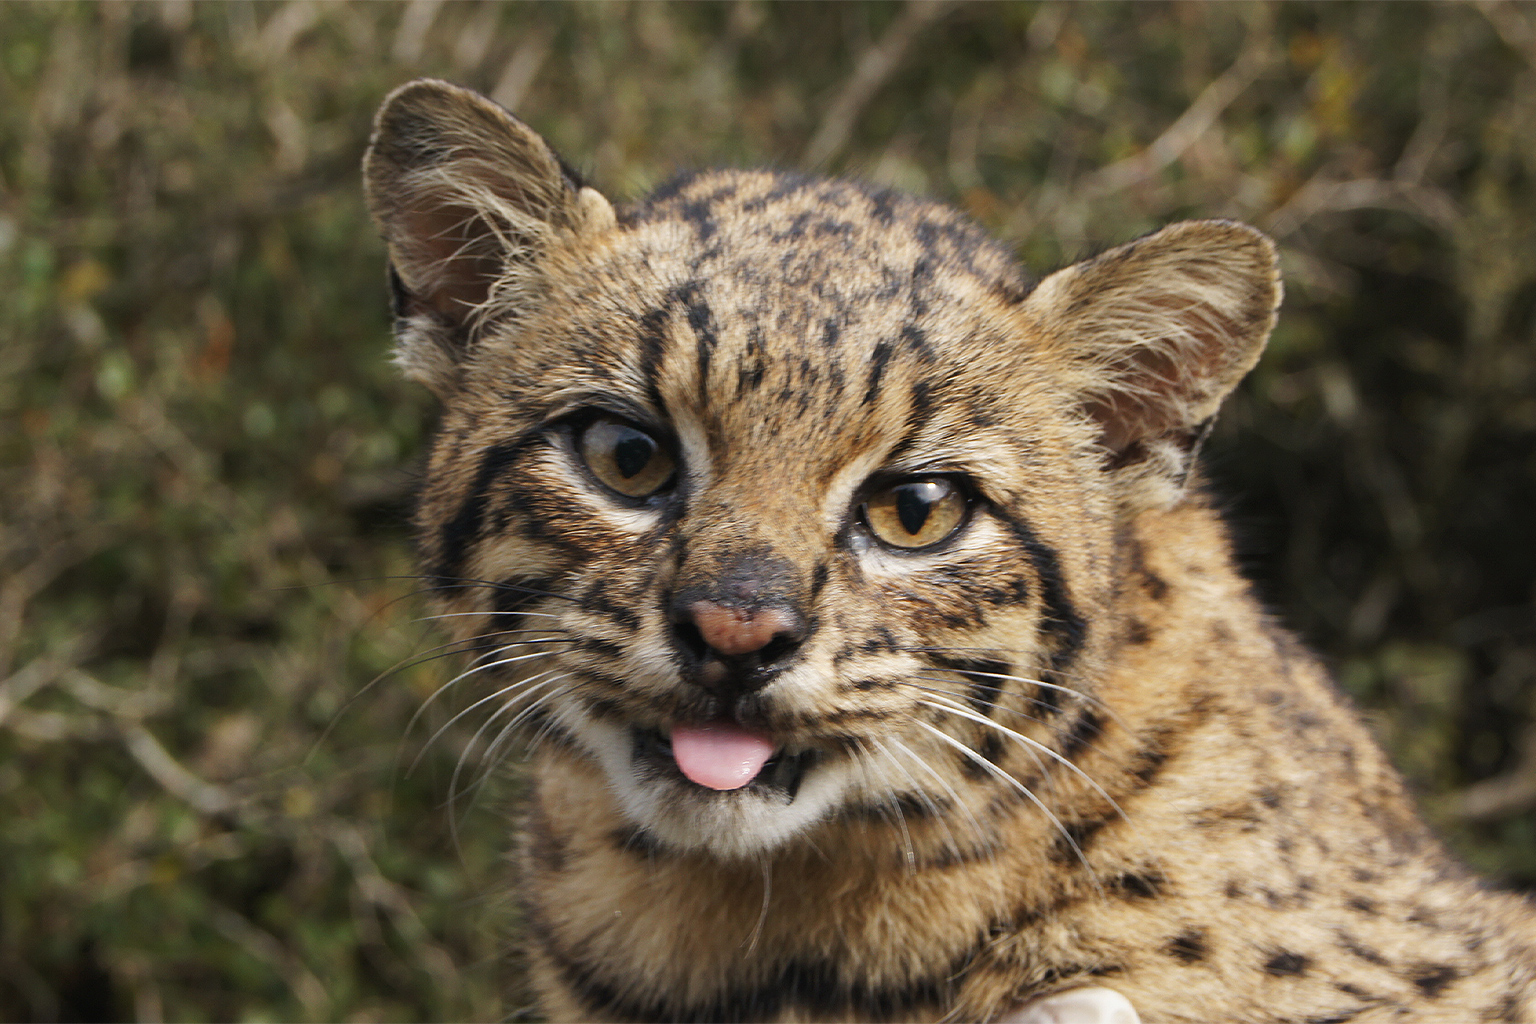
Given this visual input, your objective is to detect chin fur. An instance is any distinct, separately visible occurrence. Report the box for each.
[564,710,854,859]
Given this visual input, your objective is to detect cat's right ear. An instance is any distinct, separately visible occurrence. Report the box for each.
[364,79,617,396]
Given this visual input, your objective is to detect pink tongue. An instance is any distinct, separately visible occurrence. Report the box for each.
[670,723,777,791]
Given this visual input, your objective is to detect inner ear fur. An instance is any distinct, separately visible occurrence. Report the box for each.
[1024,220,1281,494]
[363,78,616,394]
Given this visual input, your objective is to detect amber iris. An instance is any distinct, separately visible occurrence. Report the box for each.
[863,479,965,549]
[579,417,675,498]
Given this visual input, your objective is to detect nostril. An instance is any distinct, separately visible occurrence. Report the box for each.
[756,629,801,668]
[671,618,709,665]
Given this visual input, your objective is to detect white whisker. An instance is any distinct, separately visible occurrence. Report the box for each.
[405,646,560,740]
[912,720,1103,896]
[916,696,1126,824]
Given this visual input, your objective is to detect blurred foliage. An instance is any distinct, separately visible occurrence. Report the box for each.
[2,1,1536,1020]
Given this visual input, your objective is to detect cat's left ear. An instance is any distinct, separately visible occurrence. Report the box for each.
[364,78,617,396]
[1022,220,1281,504]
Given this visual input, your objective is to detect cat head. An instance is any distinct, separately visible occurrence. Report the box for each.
[365,80,1280,858]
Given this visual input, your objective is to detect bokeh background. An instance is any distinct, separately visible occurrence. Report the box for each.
[4,2,1536,1020]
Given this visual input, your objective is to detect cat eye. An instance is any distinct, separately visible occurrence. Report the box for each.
[861,478,967,550]
[578,416,675,499]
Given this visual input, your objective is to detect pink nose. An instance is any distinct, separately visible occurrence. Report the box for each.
[688,601,800,657]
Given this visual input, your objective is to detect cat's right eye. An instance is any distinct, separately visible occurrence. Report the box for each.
[861,477,967,550]
[577,416,675,499]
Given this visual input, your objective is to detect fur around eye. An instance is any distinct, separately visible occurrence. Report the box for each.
[578,416,675,499]
[862,478,967,549]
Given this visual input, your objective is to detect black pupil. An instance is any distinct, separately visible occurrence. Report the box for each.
[612,431,655,479]
[895,482,943,536]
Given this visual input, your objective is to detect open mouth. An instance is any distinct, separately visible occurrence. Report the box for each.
[632,724,818,800]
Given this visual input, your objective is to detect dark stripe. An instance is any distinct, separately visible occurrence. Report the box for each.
[575,636,624,660]
[999,512,1088,681]
[528,904,961,1023]
[431,436,538,585]
[679,282,718,387]
[610,825,669,859]
[862,341,892,405]
[837,792,949,823]
[492,576,560,615]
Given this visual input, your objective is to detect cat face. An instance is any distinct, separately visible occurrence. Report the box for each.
[365,80,1279,859]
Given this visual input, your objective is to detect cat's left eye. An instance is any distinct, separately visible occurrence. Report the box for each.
[862,478,967,550]
[578,416,675,499]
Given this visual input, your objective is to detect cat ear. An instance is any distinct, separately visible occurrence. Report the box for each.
[1023,220,1281,502]
[364,78,617,395]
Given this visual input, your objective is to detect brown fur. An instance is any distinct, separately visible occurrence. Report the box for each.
[364,79,1536,1022]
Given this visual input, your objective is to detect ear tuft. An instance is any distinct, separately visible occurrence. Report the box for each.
[363,79,615,395]
[1025,220,1281,503]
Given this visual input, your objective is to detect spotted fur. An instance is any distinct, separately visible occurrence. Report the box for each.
[364,80,1536,1023]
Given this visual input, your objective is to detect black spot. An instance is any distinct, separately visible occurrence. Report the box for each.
[980,577,1031,607]
[1264,951,1311,977]
[1051,813,1111,861]
[1337,933,1387,967]
[1113,872,1165,899]
[1346,896,1378,916]
[1260,787,1282,809]
[845,677,891,692]
[1059,708,1104,762]
[818,320,843,355]
[900,323,933,361]
[1166,930,1207,964]
[1125,619,1152,645]
[1411,964,1457,998]
[1305,1013,1360,1024]
[1129,743,1169,787]
[1225,880,1244,899]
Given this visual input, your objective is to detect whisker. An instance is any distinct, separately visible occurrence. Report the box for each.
[908,682,1136,779]
[868,736,958,868]
[854,737,916,870]
[912,720,1103,897]
[912,667,1133,735]
[449,673,567,813]
[915,696,1127,826]
[414,611,572,623]
[885,736,987,852]
[741,856,772,956]
[312,632,563,758]
[474,679,574,783]
[406,655,558,774]
[405,644,561,736]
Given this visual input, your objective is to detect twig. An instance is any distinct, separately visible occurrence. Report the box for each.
[121,723,237,817]
[1073,41,1273,201]
[207,903,329,1019]
[329,822,461,992]
[1263,176,1460,240]
[803,0,958,169]
[492,25,553,113]
[392,0,444,65]
[1454,723,1536,821]
[1478,0,1536,73]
